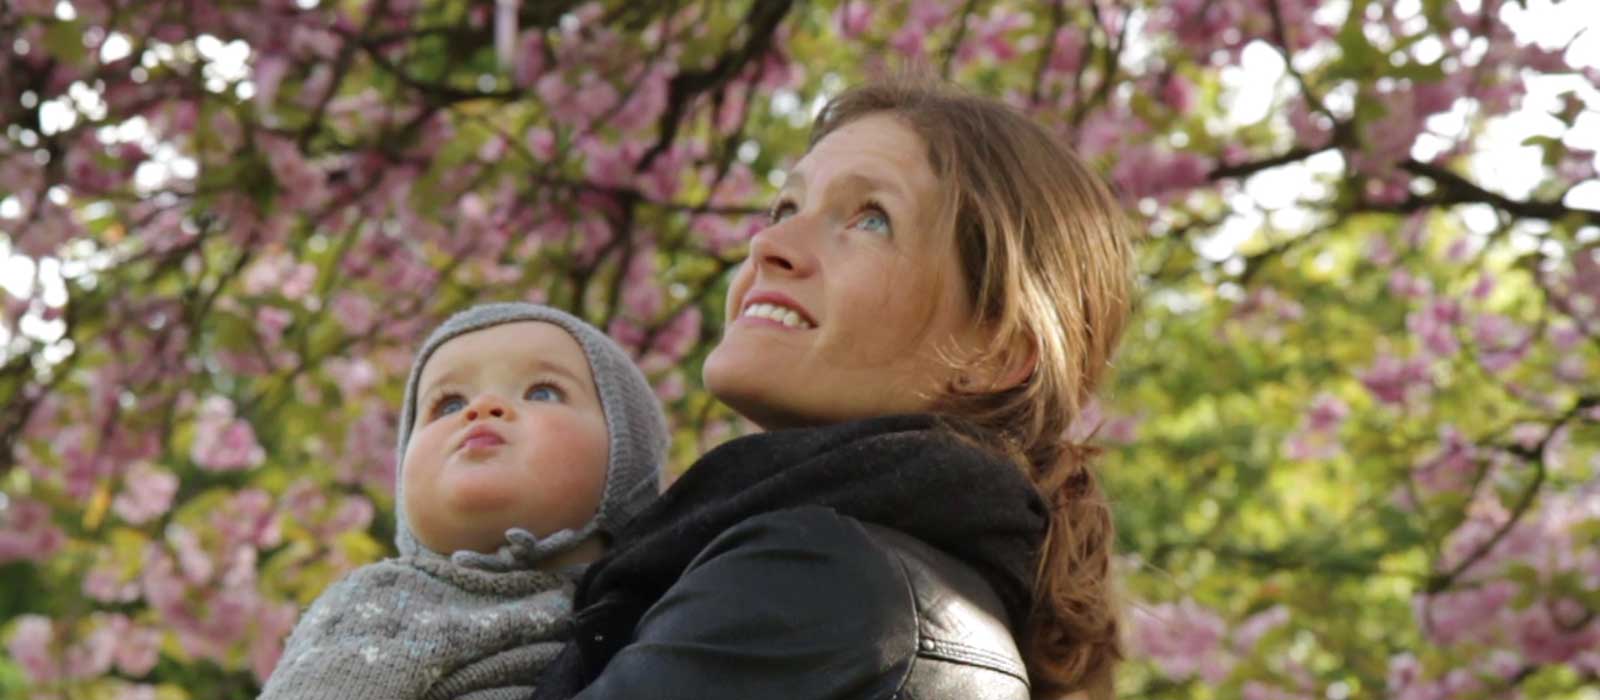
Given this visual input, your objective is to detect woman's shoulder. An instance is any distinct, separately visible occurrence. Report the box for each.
[852,519,1032,695]
[686,507,1031,698]
[570,506,1031,699]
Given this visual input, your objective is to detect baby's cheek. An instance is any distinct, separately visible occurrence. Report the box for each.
[536,414,610,502]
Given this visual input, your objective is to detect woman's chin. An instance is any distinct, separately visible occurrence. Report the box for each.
[702,362,815,432]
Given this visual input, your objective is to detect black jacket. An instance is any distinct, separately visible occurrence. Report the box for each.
[534,415,1047,700]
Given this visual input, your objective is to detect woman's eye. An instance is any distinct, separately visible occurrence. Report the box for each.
[431,395,466,418]
[525,383,565,403]
[768,200,796,224]
[855,205,892,235]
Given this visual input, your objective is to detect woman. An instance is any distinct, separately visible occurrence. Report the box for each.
[534,78,1137,700]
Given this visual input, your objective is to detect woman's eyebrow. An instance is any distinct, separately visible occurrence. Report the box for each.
[827,172,908,202]
[782,170,806,192]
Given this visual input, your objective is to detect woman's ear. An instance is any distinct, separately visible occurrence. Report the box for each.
[958,329,1037,394]
[988,331,1037,392]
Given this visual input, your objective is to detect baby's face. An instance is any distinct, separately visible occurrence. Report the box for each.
[403,321,609,555]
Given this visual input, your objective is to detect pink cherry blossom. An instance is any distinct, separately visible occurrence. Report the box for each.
[1407,298,1462,358]
[111,462,179,525]
[252,53,291,112]
[608,316,648,354]
[655,371,687,401]
[324,356,379,400]
[1556,354,1587,382]
[1518,43,1570,73]
[1304,393,1349,432]
[1273,97,1324,144]
[613,64,672,133]
[1414,580,1515,646]
[954,8,1026,65]
[189,396,266,471]
[1469,273,1496,300]
[711,82,751,134]
[65,142,119,195]
[1131,598,1232,682]
[213,489,283,550]
[165,526,214,586]
[256,306,294,348]
[1232,287,1306,339]
[1358,352,1433,405]
[10,0,56,16]
[1284,393,1348,460]
[1557,148,1596,183]
[691,213,759,255]
[324,495,375,537]
[1064,397,1142,446]
[1385,652,1426,699]
[834,1,873,38]
[289,23,341,60]
[1161,73,1197,115]
[1471,313,1531,373]
[251,599,300,681]
[1387,269,1433,299]
[907,0,952,29]
[7,615,60,682]
[889,25,927,56]
[65,617,118,679]
[1111,146,1213,202]
[0,496,66,564]
[538,73,621,126]
[1231,605,1290,653]
[1047,28,1084,76]
[1412,425,1478,496]
[113,682,160,700]
[1510,600,1600,664]
[652,307,702,362]
[243,253,318,300]
[83,561,141,603]
[525,126,557,160]
[570,211,615,262]
[622,251,664,321]
[513,31,546,88]
[329,290,378,335]
[258,134,327,210]
[339,408,396,490]
[1241,682,1317,700]
[1157,0,1250,60]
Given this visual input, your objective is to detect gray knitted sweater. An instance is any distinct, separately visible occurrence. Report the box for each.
[258,303,669,700]
[257,552,575,700]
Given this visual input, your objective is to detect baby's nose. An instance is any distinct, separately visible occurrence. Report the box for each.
[464,395,512,421]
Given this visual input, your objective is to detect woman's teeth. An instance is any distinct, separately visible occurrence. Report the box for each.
[743,302,814,329]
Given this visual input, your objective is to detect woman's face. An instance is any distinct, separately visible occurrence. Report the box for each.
[703,113,984,429]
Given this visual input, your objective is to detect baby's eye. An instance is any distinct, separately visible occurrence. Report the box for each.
[525,383,565,403]
[431,394,466,418]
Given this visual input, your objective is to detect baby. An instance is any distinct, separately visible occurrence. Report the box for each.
[259,302,669,700]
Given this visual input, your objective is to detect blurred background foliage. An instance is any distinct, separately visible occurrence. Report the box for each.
[1,0,1598,698]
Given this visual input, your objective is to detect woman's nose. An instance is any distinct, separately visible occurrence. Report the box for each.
[463,394,514,421]
[749,218,818,277]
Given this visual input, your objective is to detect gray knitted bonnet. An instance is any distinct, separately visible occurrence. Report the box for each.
[393,302,670,562]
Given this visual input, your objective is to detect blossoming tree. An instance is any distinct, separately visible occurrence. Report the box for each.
[1,0,1596,698]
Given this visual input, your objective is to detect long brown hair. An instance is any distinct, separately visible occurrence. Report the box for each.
[808,78,1138,699]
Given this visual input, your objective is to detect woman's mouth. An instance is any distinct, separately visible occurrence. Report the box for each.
[741,302,815,329]
[738,291,817,329]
